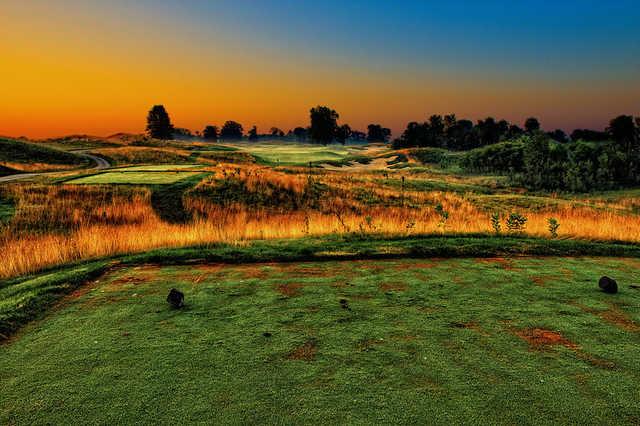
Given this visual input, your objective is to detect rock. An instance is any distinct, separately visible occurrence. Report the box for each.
[598,276,618,294]
[167,288,185,308]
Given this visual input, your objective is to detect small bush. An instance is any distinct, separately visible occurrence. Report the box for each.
[547,218,560,238]
[506,213,527,234]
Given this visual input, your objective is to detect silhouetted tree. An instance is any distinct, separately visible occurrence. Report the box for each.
[173,128,194,140]
[335,124,352,144]
[351,130,367,140]
[367,124,391,142]
[524,117,541,134]
[547,129,568,143]
[146,105,174,139]
[570,129,609,142]
[203,125,219,141]
[248,125,258,141]
[476,117,501,146]
[220,121,244,139]
[270,127,285,137]
[309,106,339,144]
[293,127,307,141]
[608,115,636,153]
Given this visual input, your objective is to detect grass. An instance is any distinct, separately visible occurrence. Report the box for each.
[2,255,639,423]
[66,171,204,185]
[114,164,205,171]
[0,137,88,171]
[3,233,640,341]
[229,141,356,165]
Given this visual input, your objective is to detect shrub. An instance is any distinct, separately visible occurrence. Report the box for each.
[548,218,560,238]
[506,213,527,234]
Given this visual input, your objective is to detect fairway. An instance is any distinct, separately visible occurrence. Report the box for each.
[66,171,202,184]
[114,164,205,171]
[2,257,639,424]
[228,141,361,165]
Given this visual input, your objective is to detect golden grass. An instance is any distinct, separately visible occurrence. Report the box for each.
[2,165,640,279]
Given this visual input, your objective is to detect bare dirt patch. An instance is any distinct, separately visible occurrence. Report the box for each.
[287,339,318,361]
[515,328,579,350]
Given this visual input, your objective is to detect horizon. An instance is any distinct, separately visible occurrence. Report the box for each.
[2,0,639,138]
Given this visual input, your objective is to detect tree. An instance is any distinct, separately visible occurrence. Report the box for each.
[220,121,244,139]
[524,117,541,134]
[367,124,391,142]
[293,127,307,141]
[270,127,285,137]
[203,125,219,141]
[607,115,636,153]
[351,130,366,140]
[309,106,339,144]
[476,117,501,146]
[547,129,568,143]
[335,124,352,144]
[248,126,259,141]
[146,105,174,139]
[570,129,609,142]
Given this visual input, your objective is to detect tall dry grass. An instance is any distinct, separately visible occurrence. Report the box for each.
[2,168,640,279]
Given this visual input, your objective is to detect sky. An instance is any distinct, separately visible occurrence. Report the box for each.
[1,0,639,138]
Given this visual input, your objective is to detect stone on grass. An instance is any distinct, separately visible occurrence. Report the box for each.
[598,276,618,294]
[167,288,185,308]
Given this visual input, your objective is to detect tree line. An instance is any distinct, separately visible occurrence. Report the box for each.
[145,104,391,144]
[460,115,640,191]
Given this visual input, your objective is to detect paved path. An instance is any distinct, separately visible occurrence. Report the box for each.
[0,151,110,183]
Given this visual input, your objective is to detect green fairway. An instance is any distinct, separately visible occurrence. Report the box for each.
[114,164,205,171]
[2,257,639,424]
[66,171,202,184]
[229,141,360,165]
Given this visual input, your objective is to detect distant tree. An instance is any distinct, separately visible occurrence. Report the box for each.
[351,130,367,141]
[547,129,568,143]
[367,124,391,142]
[172,128,194,140]
[146,105,174,139]
[506,124,524,140]
[524,117,541,134]
[220,121,244,139]
[335,124,352,144]
[570,129,609,142]
[476,117,501,146]
[292,127,307,141]
[203,125,219,141]
[270,127,285,137]
[309,106,339,144]
[248,125,259,141]
[607,115,636,153]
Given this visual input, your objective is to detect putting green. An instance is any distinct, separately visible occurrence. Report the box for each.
[229,141,361,165]
[66,171,201,184]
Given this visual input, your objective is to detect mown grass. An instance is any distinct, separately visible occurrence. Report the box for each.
[66,171,204,185]
[2,255,639,423]
[0,137,88,171]
[2,234,640,342]
[231,141,355,166]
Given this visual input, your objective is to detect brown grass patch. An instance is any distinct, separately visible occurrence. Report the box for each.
[287,339,317,361]
[380,282,408,292]
[357,338,384,351]
[475,257,517,270]
[274,282,303,297]
[574,303,640,332]
[515,328,579,350]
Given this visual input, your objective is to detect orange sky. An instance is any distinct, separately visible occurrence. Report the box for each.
[2,1,638,139]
